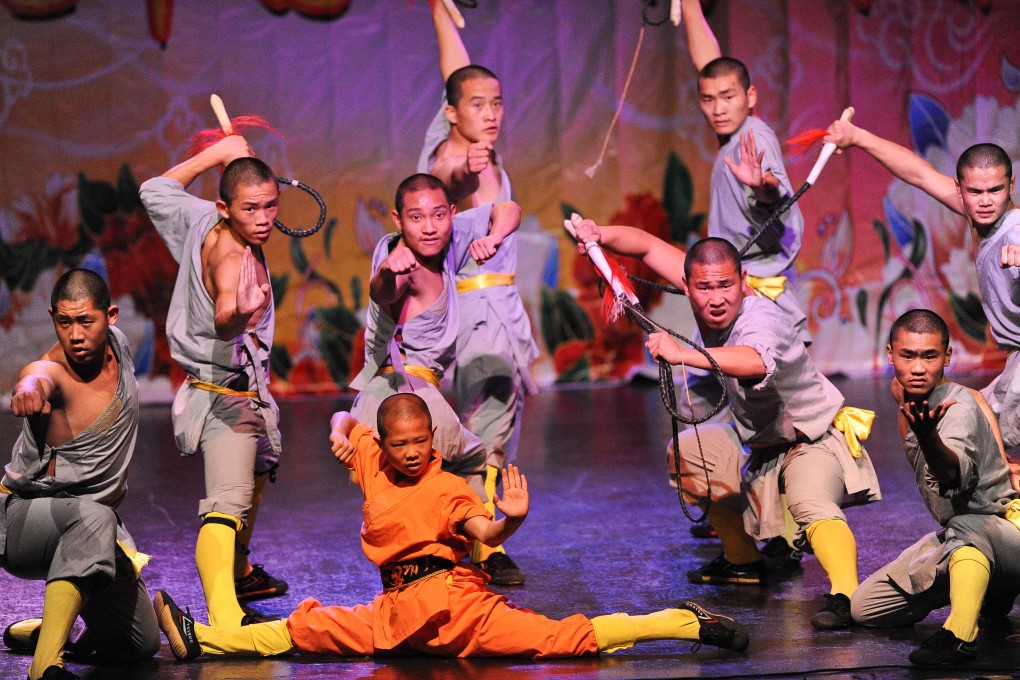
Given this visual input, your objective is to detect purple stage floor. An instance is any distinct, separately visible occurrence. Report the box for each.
[1,376,1018,679]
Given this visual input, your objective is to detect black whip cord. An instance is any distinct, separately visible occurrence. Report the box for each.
[273,176,328,238]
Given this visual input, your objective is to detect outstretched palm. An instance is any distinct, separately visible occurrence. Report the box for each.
[493,464,529,520]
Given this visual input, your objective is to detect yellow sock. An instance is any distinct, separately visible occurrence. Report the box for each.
[943,546,990,643]
[196,512,246,628]
[779,493,799,549]
[591,609,700,653]
[707,503,760,565]
[195,619,295,657]
[471,465,506,563]
[805,519,858,596]
[27,580,85,680]
[234,471,270,580]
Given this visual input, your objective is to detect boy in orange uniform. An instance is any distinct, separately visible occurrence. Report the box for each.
[152,394,750,660]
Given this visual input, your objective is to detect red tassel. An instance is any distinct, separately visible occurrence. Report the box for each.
[597,254,638,323]
[187,115,282,158]
[784,128,828,156]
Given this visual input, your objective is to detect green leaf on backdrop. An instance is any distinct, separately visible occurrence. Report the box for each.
[317,304,362,388]
[78,173,117,234]
[855,289,868,328]
[947,291,988,342]
[555,353,591,384]
[907,219,927,268]
[872,219,891,261]
[270,344,292,380]
[662,151,703,243]
[540,286,594,352]
[116,164,143,212]
[271,273,289,309]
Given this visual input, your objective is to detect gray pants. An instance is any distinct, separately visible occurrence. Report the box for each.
[852,513,1020,627]
[981,350,1020,449]
[1,495,159,662]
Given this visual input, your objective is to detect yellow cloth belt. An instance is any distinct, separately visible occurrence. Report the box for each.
[0,482,9,494]
[187,376,258,399]
[1005,499,1020,532]
[456,273,515,294]
[745,274,787,301]
[376,365,441,388]
[832,406,875,459]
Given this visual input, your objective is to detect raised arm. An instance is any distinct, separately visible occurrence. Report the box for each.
[162,135,253,189]
[369,245,418,306]
[824,119,963,214]
[461,464,528,547]
[10,362,58,418]
[899,399,961,486]
[573,219,687,289]
[329,410,360,466]
[681,0,721,71]
[646,333,767,380]
[210,246,269,340]
[468,200,521,263]
[429,0,470,82]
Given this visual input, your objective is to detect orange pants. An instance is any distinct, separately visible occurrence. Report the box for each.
[287,565,598,658]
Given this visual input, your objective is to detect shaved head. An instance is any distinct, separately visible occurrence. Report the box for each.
[51,267,110,311]
[377,393,433,439]
[889,309,950,350]
[684,237,742,279]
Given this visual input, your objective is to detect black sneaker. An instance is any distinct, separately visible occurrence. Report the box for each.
[686,553,766,586]
[476,552,525,586]
[678,600,750,652]
[980,589,1018,620]
[908,628,978,666]
[36,666,79,679]
[152,591,202,661]
[761,536,804,572]
[235,564,289,600]
[4,617,41,653]
[811,593,853,630]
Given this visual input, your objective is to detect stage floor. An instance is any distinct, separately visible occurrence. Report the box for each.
[1,376,1018,679]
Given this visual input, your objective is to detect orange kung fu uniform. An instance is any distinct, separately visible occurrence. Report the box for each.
[285,424,598,658]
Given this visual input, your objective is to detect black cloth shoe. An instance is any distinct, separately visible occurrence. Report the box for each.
[908,628,978,666]
[678,600,750,652]
[811,593,853,630]
[980,589,1018,620]
[475,552,525,586]
[235,564,289,600]
[686,553,766,586]
[4,618,41,653]
[152,591,202,661]
[35,666,79,680]
[761,536,804,572]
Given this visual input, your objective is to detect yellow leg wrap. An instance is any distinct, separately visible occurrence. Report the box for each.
[197,512,246,628]
[592,609,700,653]
[234,471,270,580]
[195,619,296,657]
[471,465,507,563]
[779,493,799,549]
[943,546,990,643]
[708,503,760,565]
[805,519,858,596]
[28,580,85,680]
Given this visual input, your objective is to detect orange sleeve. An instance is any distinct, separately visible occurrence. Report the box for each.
[348,423,378,489]
[444,475,490,536]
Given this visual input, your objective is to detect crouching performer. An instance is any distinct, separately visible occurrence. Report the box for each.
[152,394,749,660]
[1,269,159,680]
[852,310,1020,666]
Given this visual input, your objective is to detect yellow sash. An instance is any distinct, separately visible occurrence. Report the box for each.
[187,376,258,399]
[0,482,9,495]
[456,273,515,294]
[376,365,441,388]
[1005,499,1020,532]
[832,406,875,459]
[745,274,788,302]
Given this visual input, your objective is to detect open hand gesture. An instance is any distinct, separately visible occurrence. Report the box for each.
[493,464,529,520]
[723,130,765,188]
[901,399,956,442]
[236,246,269,317]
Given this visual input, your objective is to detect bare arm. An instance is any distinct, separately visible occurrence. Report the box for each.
[573,221,687,289]
[461,464,528,547]
[10,362,58,417]
[368,246,418,306]
[646,333,767,380]
[901,399,961,486]
[824,119,963,214]
[162,135,253,189]
[681,0,721,71]
[329,410,360,466]
[468,200,522,263]
[210,246,268,341]
[429,0,470,82]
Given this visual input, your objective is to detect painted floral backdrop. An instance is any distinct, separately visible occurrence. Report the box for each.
[1,0,1019,400]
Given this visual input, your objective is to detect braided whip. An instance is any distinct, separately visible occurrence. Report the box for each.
[564,214,724,523]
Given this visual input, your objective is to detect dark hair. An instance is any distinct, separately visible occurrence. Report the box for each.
[956,143,1013,182]
[51,268,111,311]
[377,393,433,439]
[394,174,453,216]
[445,64,500,106]
[700,57,751,91]
[889,309,950,350]
[684,237,742,279]
[219,157,276,205]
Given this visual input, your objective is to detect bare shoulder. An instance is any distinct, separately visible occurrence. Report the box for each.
[20,357,64,382]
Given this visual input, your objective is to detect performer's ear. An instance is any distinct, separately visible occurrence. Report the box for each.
[390,209,403,232]
[444,103,458,127]
[886,343,894,365]
[944,345,953,367]
[215,199,230,222]
[106,305,119,326]
[746,85,757,110]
